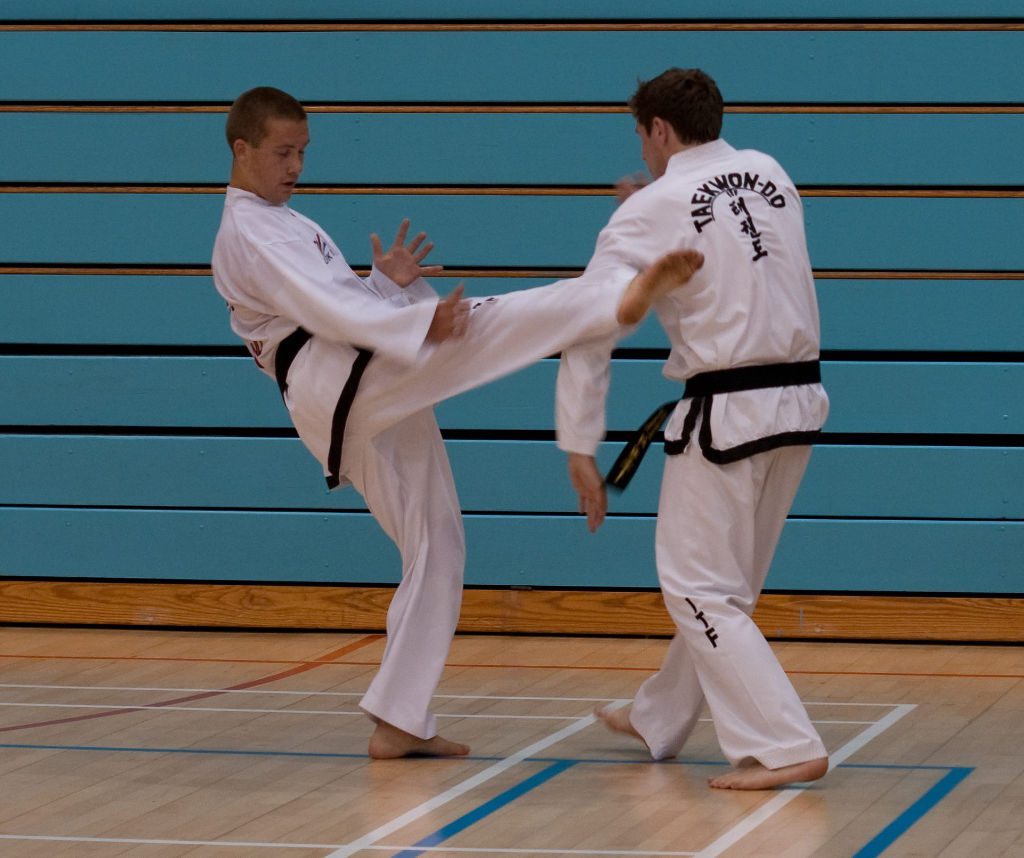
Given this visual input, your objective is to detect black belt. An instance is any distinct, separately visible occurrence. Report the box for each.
[605,360,821,491]
[273,327,374,491]
[274,327,313,398]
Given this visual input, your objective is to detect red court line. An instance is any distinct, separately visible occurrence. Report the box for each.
[0,634,384,734]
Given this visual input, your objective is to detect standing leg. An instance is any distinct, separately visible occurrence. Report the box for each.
[598,455,706,760]
[346,409,469,758]
[651,439,827,788]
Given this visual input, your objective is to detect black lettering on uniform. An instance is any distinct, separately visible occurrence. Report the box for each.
[693,216,713,234]
[705,629,719,648]
[742,172,758,190]
[711,175,730,191]
[760,180,777,198]
[728,172,743,188]
[769,195,786,208]
[691,192,713,205]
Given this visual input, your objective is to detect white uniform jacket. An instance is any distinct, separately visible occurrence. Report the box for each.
[211,187,442,488]
[211,187,438,384]
[557,139,829,465]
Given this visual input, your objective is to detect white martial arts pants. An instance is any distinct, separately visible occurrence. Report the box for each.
[629,433,828,770]
[348,409,464,740]
[287,276,627,739]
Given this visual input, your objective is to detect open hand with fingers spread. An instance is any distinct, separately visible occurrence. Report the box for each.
[426,283,470,343]
[371,218,444,287]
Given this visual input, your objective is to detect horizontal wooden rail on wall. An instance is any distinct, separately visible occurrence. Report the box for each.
[3,22,1024,33]
[1,580,1022,643]
[2,266,1023,279]
[2,185,1021,198]
[3,104,1023,114]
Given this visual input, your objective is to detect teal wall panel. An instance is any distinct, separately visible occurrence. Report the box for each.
[4,2,1020,20]
[2,357,1021,434]
[0,508,1019,593]
[1,31,1021,103]
[2,274,1021,353]
[0,11,1020,602]
[0,275,232,346]
[1,193,1021,270]
[1,435,1020,520]
[3,111,1022,187]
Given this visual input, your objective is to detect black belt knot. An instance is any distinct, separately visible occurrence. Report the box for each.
[605,360,821,491]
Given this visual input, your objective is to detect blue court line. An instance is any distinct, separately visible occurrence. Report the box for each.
[851,766,973,858]
[393,759,576,858]
[1,741,972,856]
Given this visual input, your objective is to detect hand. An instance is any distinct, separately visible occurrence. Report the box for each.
[567,453,607,533]
[371,218,444,287]
[615,172,649,204]
[426,283,470,343]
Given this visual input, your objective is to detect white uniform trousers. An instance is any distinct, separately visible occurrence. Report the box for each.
[630,433,827,769]
[348,408,464,740]
[285,276,627,739]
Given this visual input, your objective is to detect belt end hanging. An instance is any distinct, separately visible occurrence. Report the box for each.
[604,401,676,492]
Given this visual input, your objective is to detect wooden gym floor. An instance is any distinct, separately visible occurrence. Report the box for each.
[0,627,1021,857]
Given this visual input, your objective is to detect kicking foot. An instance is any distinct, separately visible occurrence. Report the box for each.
[616,249,705,325]
[368,720,470,759]
[708,756,828,790]
[595,705,649,750]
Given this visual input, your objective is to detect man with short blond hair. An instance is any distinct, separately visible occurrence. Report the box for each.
[211,86,702,759]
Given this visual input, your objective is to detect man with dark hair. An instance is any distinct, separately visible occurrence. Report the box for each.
[558,68,830,790]
[211,86,702,759]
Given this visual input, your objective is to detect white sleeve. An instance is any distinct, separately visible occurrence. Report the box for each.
[363,267,439,306]
[555,197,662,455]
[253,239,437,364]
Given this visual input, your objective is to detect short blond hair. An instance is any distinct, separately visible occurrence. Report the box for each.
[225,86,306,149]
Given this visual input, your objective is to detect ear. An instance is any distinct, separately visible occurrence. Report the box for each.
[650,116,670,143]
[231,137,249,161]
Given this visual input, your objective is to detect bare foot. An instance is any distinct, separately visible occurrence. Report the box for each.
[616,249,705,325]
[708,756,828,790]
[594,705,649,750]
[368,720,470,759]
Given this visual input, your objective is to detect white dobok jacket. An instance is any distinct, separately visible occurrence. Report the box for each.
[212,187,438,384]
[557,139,829,467]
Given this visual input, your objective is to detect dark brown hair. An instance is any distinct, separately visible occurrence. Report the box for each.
[225,86,306,149]
[628,68,723,145]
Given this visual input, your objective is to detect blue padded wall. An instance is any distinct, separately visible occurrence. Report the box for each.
[0,6,1021,596]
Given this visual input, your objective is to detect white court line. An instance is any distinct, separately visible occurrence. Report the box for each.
[0,702,589,720]
[0,834,696,855]
[0,684,620,703]
[324,699,631,858]
[0,700,877,726]
[369,848,695,856]
[0,833,340,850]
[0,684,907,707]
[0,702,914,855]
[692,703,917,858]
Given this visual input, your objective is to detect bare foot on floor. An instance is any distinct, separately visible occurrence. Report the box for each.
[708,756,828,790]
[616,249,705,325]
[595,705,649,750]
[368,721,470,759]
